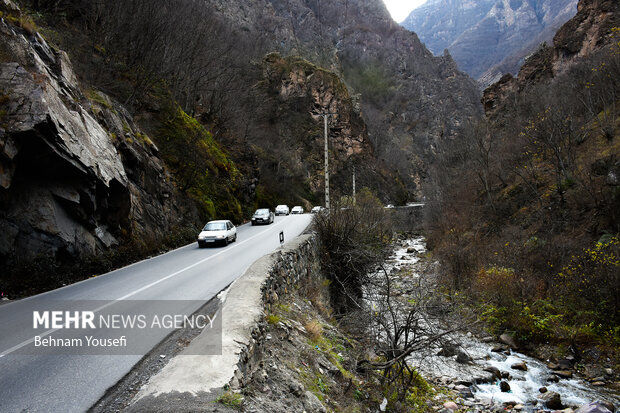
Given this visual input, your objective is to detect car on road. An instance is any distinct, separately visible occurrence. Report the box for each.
[291,206,304,214]
[197,220,237,247]
[311,206,325,214]
[275,205,290,215]
[385,204,395,209]
[252,208,275,225]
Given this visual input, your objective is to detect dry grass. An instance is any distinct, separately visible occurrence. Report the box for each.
[304,319,323,342]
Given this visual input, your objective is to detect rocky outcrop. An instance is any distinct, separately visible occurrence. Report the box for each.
[481,0,619,118]
[401,0,578,80]
[255,53,380,196]
[203,0,483,198]
[0,8,197,266]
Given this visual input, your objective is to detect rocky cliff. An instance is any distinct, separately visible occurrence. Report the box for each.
[203,0,483,197]
[482,0,619,118]
[402,0,578,82]
[0,2,201,279]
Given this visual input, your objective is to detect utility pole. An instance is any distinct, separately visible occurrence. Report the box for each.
[352,165,356,204]
[321,113,335,210]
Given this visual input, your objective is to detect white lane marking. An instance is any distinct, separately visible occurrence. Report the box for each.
[0,221,260,309]
[0,218,294,357]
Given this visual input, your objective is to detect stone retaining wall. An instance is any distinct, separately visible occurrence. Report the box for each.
[231,232,321,388]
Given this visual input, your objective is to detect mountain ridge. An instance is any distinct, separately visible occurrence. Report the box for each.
[401,0,578,81]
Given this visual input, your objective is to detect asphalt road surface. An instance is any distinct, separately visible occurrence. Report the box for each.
[0,214,312,413]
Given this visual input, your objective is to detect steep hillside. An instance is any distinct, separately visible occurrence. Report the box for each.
[401,0,496,55]
[0,0,484,294]
[0,1,247,294]
[426,0,619,345]
[204,0,483,197]
[402,0,578,81]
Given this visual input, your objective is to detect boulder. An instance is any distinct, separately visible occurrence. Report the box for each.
[456,350,473,364]
[437,343,458,357]
[303,391,326,413]
[443,401,458,411]
[500,333,519,349]
[558,358,574,369]
[539,386,548,393]
[555,370,573,379]
[484,366,502,379]
[575,402,612,413]
[454,384,474,399]
[406,247,416,253]
[541,391,563,410]
[500,381,511,392]
[511,362,528,371]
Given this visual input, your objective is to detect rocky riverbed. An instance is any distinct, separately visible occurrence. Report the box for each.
[381,236,619,413]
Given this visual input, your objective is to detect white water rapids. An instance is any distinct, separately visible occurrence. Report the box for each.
[376,236,619,411]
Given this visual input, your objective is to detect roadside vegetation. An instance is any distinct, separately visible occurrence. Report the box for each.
[425,36,620,348]
[304,190,445,410]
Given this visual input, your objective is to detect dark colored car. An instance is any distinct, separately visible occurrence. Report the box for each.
[251,208,274,225]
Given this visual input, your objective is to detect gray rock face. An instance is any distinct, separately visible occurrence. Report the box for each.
[575,402,613,413]
[401,0,578,80]
[0,17,196,266]
[303,390,326,413]
[203,0,482,196]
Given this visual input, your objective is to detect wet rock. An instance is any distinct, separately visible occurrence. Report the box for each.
[574,404,613,413]
[484,366,502,379]
[511,362,527,371]
[454,384,473,399]
[406,247,416,253]
[455,350,473,364]
[547,375,560,383]
[558,358,574,369]
[474,373,496,384]
[539,386,548,393]
[437,344,458,357]
[541,391,563,410]
[555,370,573,379]
[513,404,524,411]
[500,333,519,349]
[501,371,511,379]
[491,345,507,352]
[604,368,613,376]
[500,381,511,392]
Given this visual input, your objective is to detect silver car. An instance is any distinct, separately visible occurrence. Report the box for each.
[251,208,274,225]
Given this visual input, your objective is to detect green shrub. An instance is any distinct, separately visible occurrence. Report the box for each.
[215,391,243,409]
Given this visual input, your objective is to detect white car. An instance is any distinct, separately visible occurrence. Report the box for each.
[197,220,237,247]
[291,206,304,214]
[275,205,290,215]
[311,206,325,214]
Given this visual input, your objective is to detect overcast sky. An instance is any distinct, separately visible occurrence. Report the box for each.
[382,0,428,22]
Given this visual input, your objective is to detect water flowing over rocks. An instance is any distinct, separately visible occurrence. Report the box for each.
[379,236,619,412]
